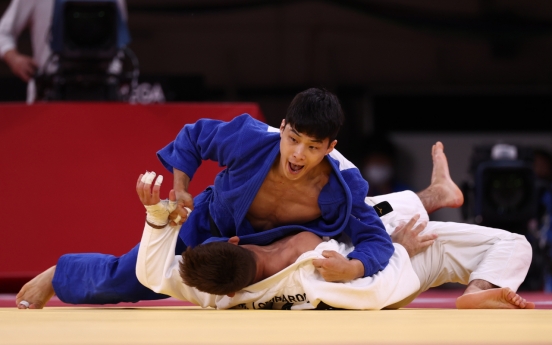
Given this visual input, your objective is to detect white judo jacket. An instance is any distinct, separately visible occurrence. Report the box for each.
[136,215,421,310]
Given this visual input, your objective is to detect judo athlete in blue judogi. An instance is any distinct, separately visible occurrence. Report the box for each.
[23,88,395,306]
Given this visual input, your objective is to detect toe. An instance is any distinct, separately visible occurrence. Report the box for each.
[510,294,519,305]
[519,299,527,309]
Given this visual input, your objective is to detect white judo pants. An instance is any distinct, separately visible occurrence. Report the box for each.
[365,191,533,308]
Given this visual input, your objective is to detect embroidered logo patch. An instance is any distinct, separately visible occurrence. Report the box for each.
[373,201,393,217]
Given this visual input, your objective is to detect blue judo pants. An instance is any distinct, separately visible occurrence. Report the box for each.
[52,238,187,304]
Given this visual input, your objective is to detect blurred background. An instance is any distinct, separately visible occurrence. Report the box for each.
[1,0,551,292]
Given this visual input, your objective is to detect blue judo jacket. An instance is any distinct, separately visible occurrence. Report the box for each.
[157,114,394,278]
[52,114,395,304]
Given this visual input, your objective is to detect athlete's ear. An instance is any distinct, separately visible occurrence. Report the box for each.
[227,292,236,297]
[228,236,240,246]
[280,119,286,133]
[325,139,337,155]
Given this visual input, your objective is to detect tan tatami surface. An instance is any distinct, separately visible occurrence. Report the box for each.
[1,306,551,345]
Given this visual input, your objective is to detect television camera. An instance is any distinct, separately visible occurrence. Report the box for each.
[35,0,138,101]
[462,143,538,234]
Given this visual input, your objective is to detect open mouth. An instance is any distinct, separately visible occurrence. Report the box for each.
[288,162,304,174]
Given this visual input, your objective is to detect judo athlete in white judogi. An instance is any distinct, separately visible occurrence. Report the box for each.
[136,152,534,310]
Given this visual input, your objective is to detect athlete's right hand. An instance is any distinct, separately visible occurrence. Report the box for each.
[171,189,194,226]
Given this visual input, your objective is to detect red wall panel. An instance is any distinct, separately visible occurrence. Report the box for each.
[0,103,265,281]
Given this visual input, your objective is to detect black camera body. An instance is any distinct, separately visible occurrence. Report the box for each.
[465,143,537,233]
[36,0,137,101]
[59,1,119,61]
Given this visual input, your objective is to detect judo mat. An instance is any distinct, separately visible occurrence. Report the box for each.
[1,290,552,345]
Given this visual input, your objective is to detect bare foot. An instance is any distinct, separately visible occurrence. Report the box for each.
[456,287,536,309]
[416,141,464,213]
[15,265,56,309]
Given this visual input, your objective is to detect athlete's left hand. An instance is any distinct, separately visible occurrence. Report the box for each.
[136,171,162,206]
[391,214,436,257]
[312,251,364,282]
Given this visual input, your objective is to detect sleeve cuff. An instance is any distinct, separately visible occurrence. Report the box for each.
[0,42,16,58]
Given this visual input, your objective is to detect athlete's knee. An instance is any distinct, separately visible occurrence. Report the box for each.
[513,233,532,262]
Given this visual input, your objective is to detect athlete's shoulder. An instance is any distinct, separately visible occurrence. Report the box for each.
[327,149,356,171]
[233,113,269,127]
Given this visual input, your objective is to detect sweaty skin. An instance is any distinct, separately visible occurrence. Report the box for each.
[232,232,324,283]
[246,154,332,231]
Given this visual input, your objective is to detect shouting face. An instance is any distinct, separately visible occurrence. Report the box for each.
[278,120,336,181]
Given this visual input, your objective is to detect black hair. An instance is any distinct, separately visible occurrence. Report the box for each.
[285,88,344,143]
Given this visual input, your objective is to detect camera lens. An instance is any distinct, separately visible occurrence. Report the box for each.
[485,170,528,214]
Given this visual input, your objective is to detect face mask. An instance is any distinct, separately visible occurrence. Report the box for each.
[363,164,393,185]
